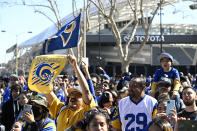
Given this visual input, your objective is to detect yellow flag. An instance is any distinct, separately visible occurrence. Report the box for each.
[28,55,67,94]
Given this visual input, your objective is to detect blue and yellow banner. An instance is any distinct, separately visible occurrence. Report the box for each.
[43,14,81,54]
[28,55,67,94]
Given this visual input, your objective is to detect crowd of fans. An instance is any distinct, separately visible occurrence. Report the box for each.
[0,53,196,131]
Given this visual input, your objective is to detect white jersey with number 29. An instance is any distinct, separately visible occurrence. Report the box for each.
[118,95,157,131]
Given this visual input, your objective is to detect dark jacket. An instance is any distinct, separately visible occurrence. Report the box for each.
[1,99,21,131]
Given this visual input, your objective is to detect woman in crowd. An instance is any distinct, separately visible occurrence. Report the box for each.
[144,95,177,131]
[11,121,23,131]
[148,119,173,131]
[15,92,30,121]
[98,91,114,116]
[1,84,22,131]
[67,107,112,131]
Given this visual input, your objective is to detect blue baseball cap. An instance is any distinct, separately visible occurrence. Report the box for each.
[158,77,171,86]
[100,74,110,81]
[146,78,151,83]
[124,75,131,81]
[158,53,174,62]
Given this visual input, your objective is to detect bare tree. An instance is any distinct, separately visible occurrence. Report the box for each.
[4,0,87,70]
[20,0,62,30]
[21,0,92,64]
[89,0,165,72]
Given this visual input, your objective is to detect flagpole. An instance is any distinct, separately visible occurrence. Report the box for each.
[14,35,18,75]
[83,0,87,58]
[16,44,18,75]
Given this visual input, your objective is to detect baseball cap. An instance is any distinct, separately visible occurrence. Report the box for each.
[100,74,110,81]
[146,78,151,83]
[118,86,128,93]
[158,53,174,62]
[158,77,171,87]
[124,75,131,81]
[30,95,48,108]
[67,87,82,96]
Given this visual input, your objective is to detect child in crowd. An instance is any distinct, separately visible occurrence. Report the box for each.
[11,121,23,131]
[151,53,181,98]
[66,107,112,131]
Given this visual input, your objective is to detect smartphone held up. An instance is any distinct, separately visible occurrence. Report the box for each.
[166,100,175,116]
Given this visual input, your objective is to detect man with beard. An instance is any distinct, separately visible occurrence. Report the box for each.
[178,86,197,120]
[112,77,158,131]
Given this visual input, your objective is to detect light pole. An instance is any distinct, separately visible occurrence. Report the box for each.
[83,0,87,58]
[15,31,32,76]
[2,30,32,75]
[160,0,163,53]
[98,11,101,66]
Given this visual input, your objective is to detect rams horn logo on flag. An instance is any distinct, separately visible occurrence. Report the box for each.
[28,55,67,94]
[60,21,76,47]
[43,14,81,54]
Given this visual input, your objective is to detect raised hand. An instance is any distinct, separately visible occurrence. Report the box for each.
[97,66,103,71]
[81,61,88,73]
[67,55,77,68]
[167,108,177,126]
[22,110,35,124]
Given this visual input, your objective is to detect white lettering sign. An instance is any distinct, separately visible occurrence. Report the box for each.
[123,35,165,43]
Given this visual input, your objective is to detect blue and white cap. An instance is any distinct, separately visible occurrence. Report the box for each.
[158,77,172,85]
[146,78,151,83]
[158,53,174,62]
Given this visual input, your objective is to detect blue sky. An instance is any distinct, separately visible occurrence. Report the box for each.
[0,0,83,64]
[0,0,196,64]
[153,0,197,24]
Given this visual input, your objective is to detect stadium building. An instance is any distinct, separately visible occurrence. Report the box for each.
[16,0,197,76]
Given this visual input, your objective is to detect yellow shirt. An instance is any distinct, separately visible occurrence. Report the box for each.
[48,96,96,131]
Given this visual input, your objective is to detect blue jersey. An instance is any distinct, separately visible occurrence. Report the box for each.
[153,67,180,85]
[193,85,197,92]
[22,118,56,131]
[2,88,10,104]
[41,118,56,131]
[57,89,66,103]
[23,85,28,92]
